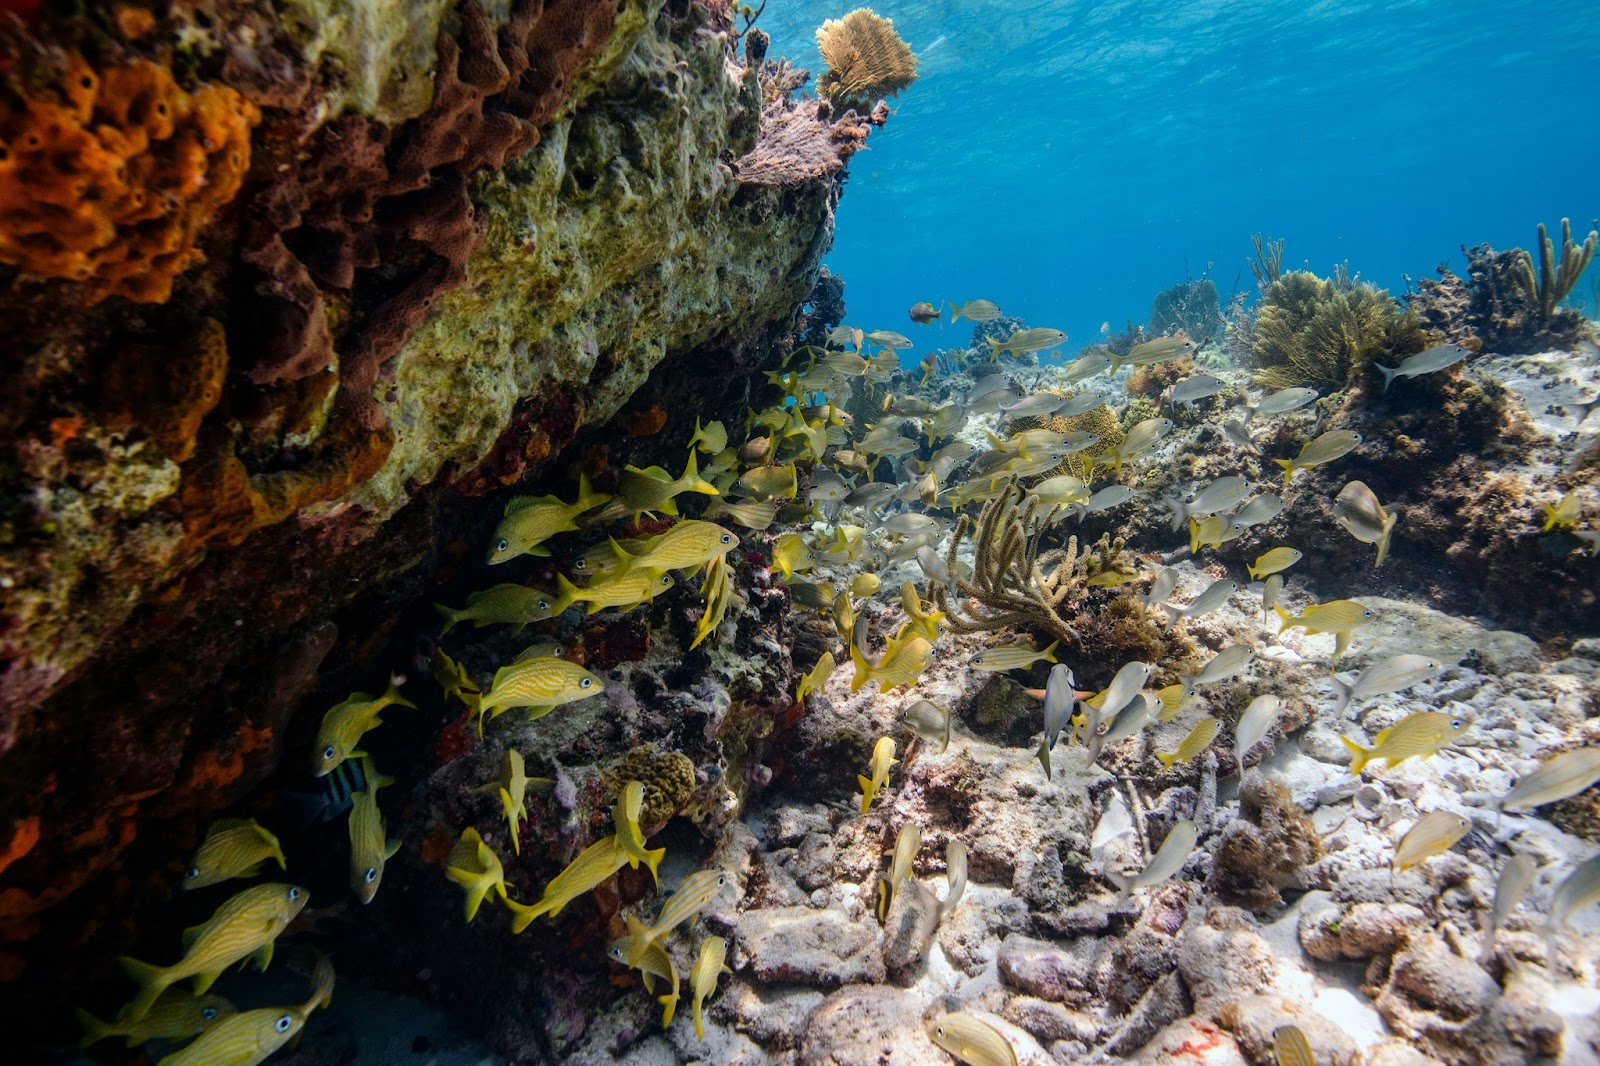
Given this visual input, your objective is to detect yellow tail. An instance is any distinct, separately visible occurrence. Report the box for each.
[506,895,546,935]
[849,639,873,695]
[624,915,656,970]
[640,846,666,889]
[115,956,173,1023]
[1273,458,1296,481]
[857,775,876,815]
[74,1008,113,1049]
[1155,752,1179,770]
[1339,735,1372,774]
[1040,639,1060,664]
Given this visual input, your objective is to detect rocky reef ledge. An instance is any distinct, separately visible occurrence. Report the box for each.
[0,0,873,1038]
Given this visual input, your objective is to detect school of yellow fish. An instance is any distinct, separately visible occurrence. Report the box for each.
[81,293,1600,1065]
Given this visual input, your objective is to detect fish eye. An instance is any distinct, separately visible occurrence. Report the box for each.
[721,534,732,544]
[288,887,301,900]
[661,575,671,584]
[1364,610,1374,618]
[365,867,378,883]
[497,538,509,552]
[935,1025,947,1037]
[186,866,200,879]
[580,677,593,688]
[538,599,549,610]
[275,1015,293,1033]
[717,874,727,885]
[323,745,336,760]
[202,1007,217,1020]
[1451,719,1463,728]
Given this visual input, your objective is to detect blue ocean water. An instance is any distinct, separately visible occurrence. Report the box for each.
[763,0,1600,352]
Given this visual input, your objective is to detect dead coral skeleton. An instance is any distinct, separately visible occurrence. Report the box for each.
[928,484,1126,645]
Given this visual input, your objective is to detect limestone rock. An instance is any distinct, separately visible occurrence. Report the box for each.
[996,934,1093,1006]
[798,985,938,1066]
[737,905,886,988]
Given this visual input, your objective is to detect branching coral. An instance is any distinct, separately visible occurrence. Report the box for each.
[1150,279,1224,346]
[1513,218,1596,319]
[928,485,1095,645]
[814,8,917,114]
[1240,271,1401,391]
[0,52,259,303]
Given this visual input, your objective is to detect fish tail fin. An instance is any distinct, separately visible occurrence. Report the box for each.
[1036,739,1052,779]
[642,846,666,889]
[1375,362,1399,393]
[1339,735,1372,774]
[624,916,655,969]
[1160,603,1180,630]
[680,450,719,496]
[857,775,875,815]
[689,416,707,451]
[434,604,460,638]
[948,302,963,323]
[116,957,173,1022]
[849,639,871,694]
[1106,870,1132,901]
[384,674,416,710]
[506,896,545,935]
[1328,675,1353,718]
[694,1000,705,1040]
[1155,752,1179,770]
[1271,605,1292,631]
[1273,458,1296,481]
[551,573,582,616]
[659,988,679,1028]
[1165,494,1188,532]
[1375,512,1397,567]
[985,337,1002,360]
[608,536,636,575]
[574,471,609,513]
[74,1008,113,1049]
[1188,517,1202,555]
[1040,639,1060,664]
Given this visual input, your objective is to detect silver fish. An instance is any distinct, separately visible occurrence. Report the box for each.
[1546,854,1600,969]
[1181,644,1254,689]
[1275,429,1361,482]
[1500,747,1600,815]
[1055,393,1109,419]
[916,545,951,585]
[1071,484,1138,520]
[1061,352,1111,381]
[1109,819,1196,900]
[882,512,940,538]
[1374,343,1470,393]
[847,482,899,509]
[1244,387,1318,419]
[1166,476,1252,531]
[1090,661,1155,721]
[1168,373,1225,407]
[1162,579,1237,629]
[1036,663,1077,778]
[1030,474,1091,508]
[1328,654,1444,717]
[1333,480,1399,567]
[1001,393,1071,419]
[866,330,913,350]
[1479,853,1536,964]
[1141,567,1179,608]
[900,700,951,752]
[810,468,853,504]
[1232,493,1285,529]
[1234,694,1282,779]
[1261,574,1284,615]
[1221,419,1259,453]
[1090,693,1154,761]
[942,840,968,918]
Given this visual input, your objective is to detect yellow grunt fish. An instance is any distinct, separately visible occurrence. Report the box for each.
[948,298,1002,323]
[1341,711,1470,773]
[613,521,739,574]
[488,473,610,564]
[154,1005,306,1066]
[1272,1025,1315,1066]
[1391,810,1471,884]
[1189,514,1244,553]
[77,989,236,1049]
[877,821,922,921]
[850,631,934,694]
[183,818,286,891]
[313,675,414,776]
[1154,683,1193,722]
[445,827,507,922]
[773,531,815,580]
[472,655,604,731]
[1156,717,1221,769]
[119,883,308,1021]
[550,569,674,616]
[507,835,631,933]
[689,416,728,454]
[475,748,545,855]
[1334,480,1399,566]
[1274,599,1375,661]
[929,1012,1019,1066]
[858,736,897,815]
[851,573,882,597]
[623,868,731,968]
[607,933,676,998]
[689,935,731,1040]
[706,496,776,530]
[1544,491,1582,531]
[1248,547,1303,580]
[615,780,666,887]
[1273,429,1361,483]
[735,462,799,500]
[796,651,835,702]
[435,583,556,637]
[347,756,399,905]
[605,452,720,524]
[899,582,945,643]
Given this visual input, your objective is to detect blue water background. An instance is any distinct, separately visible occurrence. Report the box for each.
[760,0,1600,354]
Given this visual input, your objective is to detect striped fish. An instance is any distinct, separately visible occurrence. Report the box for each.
[1392,810,1471,884]
[1271,1024,1314,1066]
[76,989,235,1049]
[347,757,399,905]
[506,835,629,933]
[624,869,731,969]
[1341,711,1469,773]
[689,936,731,1040]
[614,780,666,887]
[928,1012,1018,1066]
[1479,854,1537,964]
[445,827,507,923]
[119,883,308,1021]
[182,818,286,891]
[154,1006,306,1066]
[1500,747,1600,816]
[608,934,677,998]
[283,756,369,829]
[473,656,604,731]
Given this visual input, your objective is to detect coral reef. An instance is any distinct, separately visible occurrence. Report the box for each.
[1207,771,1321,911]
[814,8,917,115]
[1234,269,1413,392]
[1409,220,1599,354]
[0,51,259,303]
[1150,278,1225,347]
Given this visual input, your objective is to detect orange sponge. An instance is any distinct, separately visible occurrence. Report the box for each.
[0,52,259,303]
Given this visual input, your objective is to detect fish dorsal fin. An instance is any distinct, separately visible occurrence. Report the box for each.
[503,495,553,516]
[181,921,205,949]
[207,817,256,837]
[384,838,402,860]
